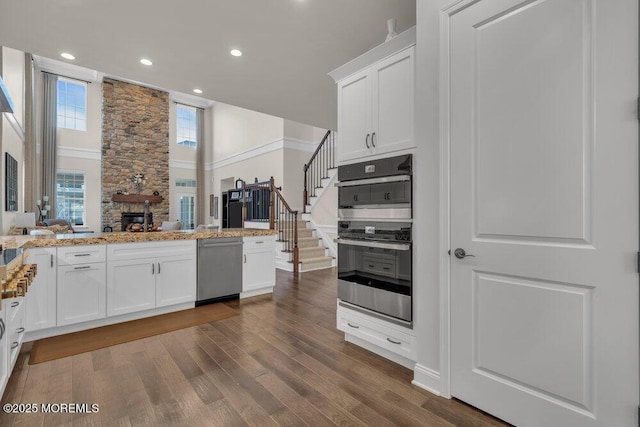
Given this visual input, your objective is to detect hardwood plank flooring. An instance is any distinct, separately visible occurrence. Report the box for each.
[0,268,508,426]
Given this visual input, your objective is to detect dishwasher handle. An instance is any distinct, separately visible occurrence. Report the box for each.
[199,241,243,248]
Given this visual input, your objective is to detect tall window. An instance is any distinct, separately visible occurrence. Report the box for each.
[176,104,197,147]
[178,194,195,230]
[56,172,85,225]
[57,78,87,131]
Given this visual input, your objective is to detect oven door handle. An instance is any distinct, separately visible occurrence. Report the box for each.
[335,175,411,187]
[336,238,411,251]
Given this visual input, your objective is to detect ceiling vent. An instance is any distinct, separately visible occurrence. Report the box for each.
[0,76,14,113]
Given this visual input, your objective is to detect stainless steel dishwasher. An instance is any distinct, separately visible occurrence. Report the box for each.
[196,237,243,305]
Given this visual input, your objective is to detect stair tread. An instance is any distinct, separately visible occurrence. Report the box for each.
[299,256,333,264]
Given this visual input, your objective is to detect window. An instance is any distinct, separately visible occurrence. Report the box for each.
[56,172,85,226]
[176,104,197,147]
[177,193,195,230]
[175,178,197,188]
[57,78,87,131]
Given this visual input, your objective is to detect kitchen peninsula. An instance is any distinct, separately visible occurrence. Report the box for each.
[2,228,277,346]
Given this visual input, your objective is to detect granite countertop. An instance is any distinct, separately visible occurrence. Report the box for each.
[0,229,278,249]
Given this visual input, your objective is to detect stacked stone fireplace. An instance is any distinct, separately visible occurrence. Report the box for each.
[101,78,170,231]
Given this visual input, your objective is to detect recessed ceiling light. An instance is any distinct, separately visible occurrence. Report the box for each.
[230,49,242,57]
[60,52,75,60]
[140,58,153,66]
[193,89,203,94]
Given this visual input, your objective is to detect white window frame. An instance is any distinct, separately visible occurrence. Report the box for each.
[55,170,86,226]
[57,77,87,131]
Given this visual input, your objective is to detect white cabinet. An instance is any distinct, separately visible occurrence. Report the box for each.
[242,236,276,297]
[337,304,416,369]
[156,254,196,307]
[107,258,156,316]
[4,297,25,370]
[25,248,57,331]
[107,240,196,314]
[337,46,415,163]
[57,263,106,326]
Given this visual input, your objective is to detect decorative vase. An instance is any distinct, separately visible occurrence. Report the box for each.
[385,18,398,42]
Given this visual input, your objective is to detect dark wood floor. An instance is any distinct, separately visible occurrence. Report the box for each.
[0,268,506,426]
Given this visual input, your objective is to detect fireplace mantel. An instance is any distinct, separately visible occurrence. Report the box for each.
[111,194,163,203]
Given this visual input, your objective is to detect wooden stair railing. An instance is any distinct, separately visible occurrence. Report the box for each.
[303,130,335,213]
[243,177,299,274]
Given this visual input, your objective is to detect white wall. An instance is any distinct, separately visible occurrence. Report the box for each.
[212,102,283,160]
[413,1,447,392]
[212,150,284,227]
[1,47,26,234]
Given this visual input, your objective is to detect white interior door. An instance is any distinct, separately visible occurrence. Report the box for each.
[448,1,638,426]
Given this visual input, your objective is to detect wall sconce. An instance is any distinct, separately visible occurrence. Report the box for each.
[37,196,50,223]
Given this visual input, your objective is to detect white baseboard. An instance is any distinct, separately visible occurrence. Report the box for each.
[311,223,337,259]
[412,363,442,397]
[240,287,273,299]
[345,333,415,370]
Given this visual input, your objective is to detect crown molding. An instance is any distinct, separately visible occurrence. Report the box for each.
[169,159,196,170]
[33,55,103,83]
[57,146,101,160]
[328,26,416,83]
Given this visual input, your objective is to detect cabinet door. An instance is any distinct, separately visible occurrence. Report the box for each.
[243,248,275,292]
[371,47,414,155]
[107,258,156,316]
[156,255,196,307]
[337,69,372,162]
[25,248,57,331]
[57,263,106,326]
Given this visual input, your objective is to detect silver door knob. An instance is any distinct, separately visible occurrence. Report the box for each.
[454,248,475,259]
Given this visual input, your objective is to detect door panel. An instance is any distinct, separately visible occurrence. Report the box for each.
[474,0,590,242]
[474,272,591,408]
[449,0,638,426]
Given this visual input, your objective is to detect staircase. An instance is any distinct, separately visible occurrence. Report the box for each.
[243,130,337,274]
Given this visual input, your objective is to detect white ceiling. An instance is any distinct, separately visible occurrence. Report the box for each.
[0,0,416,130]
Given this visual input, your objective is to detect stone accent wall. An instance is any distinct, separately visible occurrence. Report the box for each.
[101,78,170,230]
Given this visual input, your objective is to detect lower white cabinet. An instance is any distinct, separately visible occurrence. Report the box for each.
[155,254,196,307]
[57,263,106,326]
[242,236,276,296]
[107,258,156,316]
[4,297,25,370]
[25,248,57,332]
[107,240,196,315]
[337,304,416,368]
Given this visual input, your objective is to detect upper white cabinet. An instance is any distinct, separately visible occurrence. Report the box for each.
[337,46,414,163]
[25,248,57,331]
[331,28,416,164]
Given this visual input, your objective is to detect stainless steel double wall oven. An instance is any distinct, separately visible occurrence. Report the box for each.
[336,154,413,325]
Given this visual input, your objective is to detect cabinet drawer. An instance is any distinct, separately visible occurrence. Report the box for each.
[108,240,195,262]
[4,297,25,366]
[243,235,275,250]
[57,245,106,265]
[337,306,416,361]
